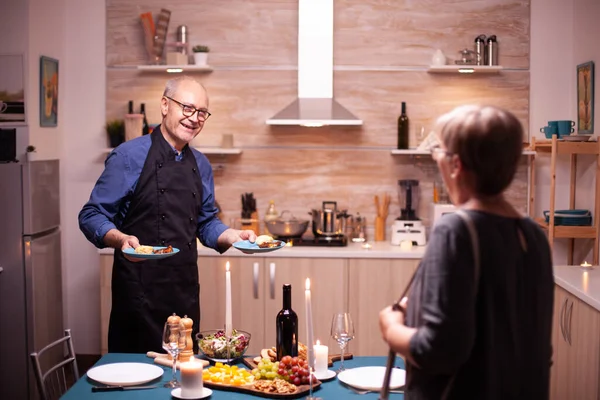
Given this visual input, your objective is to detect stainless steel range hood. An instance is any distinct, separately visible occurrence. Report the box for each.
[266,0,363,127]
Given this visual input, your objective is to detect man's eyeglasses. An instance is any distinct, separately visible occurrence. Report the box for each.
[164,96,211,121]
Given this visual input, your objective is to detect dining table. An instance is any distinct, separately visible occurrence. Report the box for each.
[61,353,406,399]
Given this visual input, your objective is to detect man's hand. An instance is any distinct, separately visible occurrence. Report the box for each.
[217,228,257,251]
[104,228,143,262]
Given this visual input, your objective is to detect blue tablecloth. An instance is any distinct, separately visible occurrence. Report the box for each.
[61,353,405,399]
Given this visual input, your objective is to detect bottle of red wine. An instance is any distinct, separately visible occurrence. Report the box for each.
[276,284,298,360]
[397,101,409,149]
[141,103,150,135]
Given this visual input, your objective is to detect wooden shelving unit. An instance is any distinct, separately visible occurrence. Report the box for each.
[529,136,600,264]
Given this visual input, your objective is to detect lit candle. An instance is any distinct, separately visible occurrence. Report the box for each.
[581,261,592,268]
[313,339,328,375]
[180,358,204,397]
[305,278,315,370]
[225,262,232,338]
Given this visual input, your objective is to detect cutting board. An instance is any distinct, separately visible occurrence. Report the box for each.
[243,353,352,369]
[203,378,321,399]
[146,351,209,369]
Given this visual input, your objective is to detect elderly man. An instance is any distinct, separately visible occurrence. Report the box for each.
[79,76,255,353]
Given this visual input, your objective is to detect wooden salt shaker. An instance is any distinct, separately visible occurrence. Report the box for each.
[178,315,194,362]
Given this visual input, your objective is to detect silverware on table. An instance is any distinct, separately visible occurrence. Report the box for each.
[91,385,157,392]
[348,386,404,395]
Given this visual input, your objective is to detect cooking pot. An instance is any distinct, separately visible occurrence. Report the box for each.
[310,201,343,237]
[264,210,309,238]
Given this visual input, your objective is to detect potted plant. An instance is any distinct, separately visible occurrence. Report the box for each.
[192,45,210,66]
[106,119,125,148]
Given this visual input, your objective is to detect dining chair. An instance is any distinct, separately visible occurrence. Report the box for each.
[30,329,79,400]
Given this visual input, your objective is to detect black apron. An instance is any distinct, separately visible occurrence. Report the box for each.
[108,126,203,353]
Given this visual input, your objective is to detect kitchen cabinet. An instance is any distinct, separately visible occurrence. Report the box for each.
[348,258,419,356]
[198,256,347,357]
[550,284,600,400]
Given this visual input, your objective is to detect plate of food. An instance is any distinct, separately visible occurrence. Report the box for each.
[123,245,180,259]
[233,235,286,254]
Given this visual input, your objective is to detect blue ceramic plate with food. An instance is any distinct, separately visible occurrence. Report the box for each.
[232,239,286,254]
[123,245,180,259]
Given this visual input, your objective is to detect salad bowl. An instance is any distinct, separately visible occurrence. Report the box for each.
[196,329,251,363]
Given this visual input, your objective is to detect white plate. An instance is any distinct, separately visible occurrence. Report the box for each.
[562,134,592,142]
[337,366,405,391]
[232,240,286,254]
[86,362,163,386]
[314,369,337,381]
[171,387,213,399]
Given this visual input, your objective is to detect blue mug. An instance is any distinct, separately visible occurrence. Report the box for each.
[540,125,558,139]
[556,120,575,136]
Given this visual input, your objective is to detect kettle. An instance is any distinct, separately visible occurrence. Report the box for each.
[309,201,343,237]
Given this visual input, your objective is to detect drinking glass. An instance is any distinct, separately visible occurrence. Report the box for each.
[330,312,355,372]
[162,322,184,388]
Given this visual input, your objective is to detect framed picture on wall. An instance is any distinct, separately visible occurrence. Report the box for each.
[577,61,594,135]
[40,56,58,127]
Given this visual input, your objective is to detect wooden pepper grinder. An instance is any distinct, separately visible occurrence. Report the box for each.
[166,313,181,360]
[178,315,194,362]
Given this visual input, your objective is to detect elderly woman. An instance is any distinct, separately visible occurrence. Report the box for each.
[379,105,553,399]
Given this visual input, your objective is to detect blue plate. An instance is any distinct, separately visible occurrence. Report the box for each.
[232,240,286,254]
[122,246,180,259]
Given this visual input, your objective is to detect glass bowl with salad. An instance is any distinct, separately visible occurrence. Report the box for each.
[196,329,251,363]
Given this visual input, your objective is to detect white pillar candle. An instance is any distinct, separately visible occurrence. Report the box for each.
[305,278,315,370]
[180,358,204,397]
[225,262,232,338]
[313,340,328,375]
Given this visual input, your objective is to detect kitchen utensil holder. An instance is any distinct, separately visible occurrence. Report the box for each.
[375,216,386,241]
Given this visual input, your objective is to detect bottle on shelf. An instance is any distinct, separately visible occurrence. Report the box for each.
[397,102,409,150]
[128,100,134,114]
[141,103,150,135]
[276,284,298,361]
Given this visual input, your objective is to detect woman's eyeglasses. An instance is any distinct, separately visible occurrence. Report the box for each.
[164,96,211,121]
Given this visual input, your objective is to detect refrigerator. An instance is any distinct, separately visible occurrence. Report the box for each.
[0,159,64,400]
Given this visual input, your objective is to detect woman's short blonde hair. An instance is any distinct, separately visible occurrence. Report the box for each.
[435,105,523,196]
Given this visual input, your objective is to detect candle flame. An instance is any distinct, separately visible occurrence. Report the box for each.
[581,261,592,267]
[316,339,320,346]
[226,261,230,272]
[305,278,311,290]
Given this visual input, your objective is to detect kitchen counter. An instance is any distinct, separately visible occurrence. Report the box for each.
[98,241,426,259]
[554,264,600,312]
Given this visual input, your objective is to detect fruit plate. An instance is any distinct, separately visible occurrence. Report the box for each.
[203,379,321,399]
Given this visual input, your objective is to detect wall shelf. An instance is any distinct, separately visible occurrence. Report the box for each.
[104,147,242,155]
[427,65,503,74]
[390,149,535,155]
[106,65,213,73]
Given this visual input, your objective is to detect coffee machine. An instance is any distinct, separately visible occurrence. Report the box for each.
[391,180,427,246]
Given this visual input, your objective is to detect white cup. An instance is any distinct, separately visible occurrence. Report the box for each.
[221,134,234,149]
[0,101,7,113]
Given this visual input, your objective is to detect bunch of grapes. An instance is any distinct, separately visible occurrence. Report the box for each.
[252,358,280,380]
[277,356,311,385]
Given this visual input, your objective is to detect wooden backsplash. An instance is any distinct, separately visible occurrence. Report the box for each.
[106,0,531,236]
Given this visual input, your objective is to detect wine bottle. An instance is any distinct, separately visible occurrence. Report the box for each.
[141,103,150,135]
[276,284,298,360]
[397,102,409,149]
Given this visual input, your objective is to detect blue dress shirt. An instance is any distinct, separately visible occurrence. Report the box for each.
[78,134,228,250]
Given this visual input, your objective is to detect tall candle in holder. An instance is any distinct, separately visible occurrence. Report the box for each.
[305,278,315,370]
[180,358,204,397]
[225,262,232,338]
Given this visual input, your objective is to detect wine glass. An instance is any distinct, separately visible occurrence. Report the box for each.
[162,322,184,388]
[330,312,355,372]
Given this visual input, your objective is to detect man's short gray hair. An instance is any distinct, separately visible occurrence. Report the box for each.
[162,76,206,98]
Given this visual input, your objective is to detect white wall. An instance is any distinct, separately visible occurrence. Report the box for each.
[60,0,106,354]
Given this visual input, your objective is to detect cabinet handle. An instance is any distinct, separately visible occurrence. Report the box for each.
[566,300,574,345]
[253,262,260,299]
[269,262,276,300]
[559,298,567,342]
